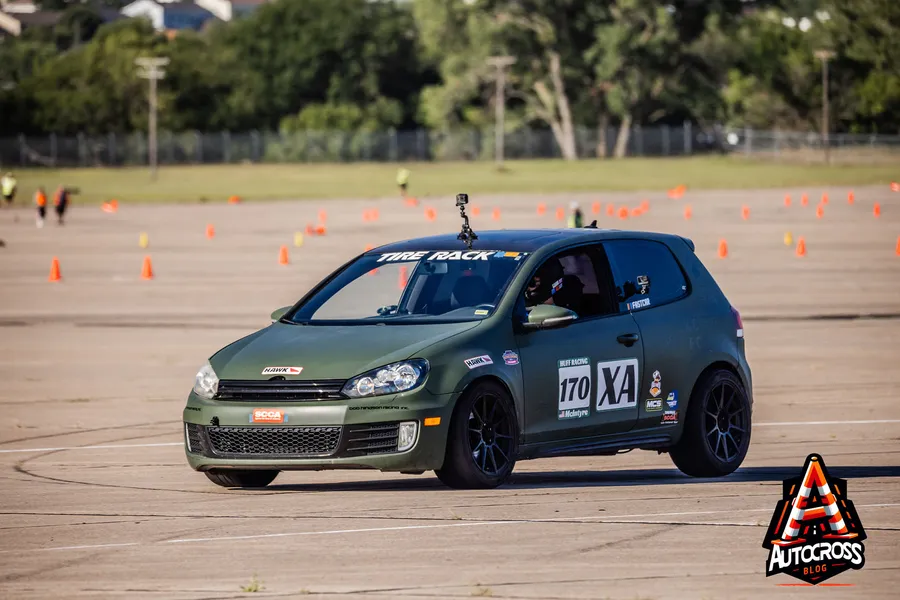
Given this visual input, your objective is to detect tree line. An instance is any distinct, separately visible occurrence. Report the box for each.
[0,0,896,159]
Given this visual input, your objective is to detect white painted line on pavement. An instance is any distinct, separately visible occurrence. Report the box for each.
[0,442,182,454]
[755,419,900,427]
[2,419,899,455]
[7,503,898,555]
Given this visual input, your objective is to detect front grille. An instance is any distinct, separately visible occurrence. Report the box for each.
[216,379,345,402]
[344,422,400,456]
[185,423,204,453]
[206,426,342,457]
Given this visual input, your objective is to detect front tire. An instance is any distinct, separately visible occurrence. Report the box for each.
[670,369,751,477]
[436,381,518,489]
[204,469,280,488]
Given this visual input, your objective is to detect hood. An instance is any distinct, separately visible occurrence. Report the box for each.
[210,321,482,380]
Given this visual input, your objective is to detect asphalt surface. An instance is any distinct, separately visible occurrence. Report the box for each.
[1,185,899,599]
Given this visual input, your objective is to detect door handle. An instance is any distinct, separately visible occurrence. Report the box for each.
[617,333,640,347]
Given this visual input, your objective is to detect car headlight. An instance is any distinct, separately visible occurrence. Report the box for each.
[342,359,429,398]
[193,362,219,399]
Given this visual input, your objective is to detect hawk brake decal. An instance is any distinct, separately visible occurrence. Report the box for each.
[595,358,638,412]
[762,454,867,584]
[502,350,519,366]
[261,366,303,375]
[464,355,493,369]
[558,357,591,419]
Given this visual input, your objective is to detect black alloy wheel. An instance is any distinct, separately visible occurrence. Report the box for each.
[670,369,751,477]
[436,381,518,489]
[467,392,514,476]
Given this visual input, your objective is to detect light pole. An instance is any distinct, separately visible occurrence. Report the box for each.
[814,49,835,164]
[135,57,169,180]
[487,56,516,169]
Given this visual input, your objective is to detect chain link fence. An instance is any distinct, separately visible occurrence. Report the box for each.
[1,124,897,168]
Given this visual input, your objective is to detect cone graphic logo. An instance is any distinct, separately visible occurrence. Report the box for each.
[763,454,867,584]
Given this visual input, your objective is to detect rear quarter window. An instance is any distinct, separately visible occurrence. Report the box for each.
[604,240,688,312]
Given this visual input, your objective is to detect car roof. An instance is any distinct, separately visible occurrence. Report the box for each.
[370,229,693,254]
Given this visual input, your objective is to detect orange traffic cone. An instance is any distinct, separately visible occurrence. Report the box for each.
[784,194,791,207]
[424,207,436,221]
[741,205,750,220]
[801,193,809,207]
[48,257,61,282]
[318,209,328,223]
[717,239,728,259]
[874,203,881,218]
[684,205,692,220]
[205,224,215,239]
[821,193,829,205]
[891,182,900,192]
[228,195,240,205]
[537,203,547,216]
[398,265,408,289]
[640,199,649,211]
[848,191,855,204]
[592,201,601,214]
[101,202,113,213]
[618,207,629,220]
[110,199,118,212]
[315,224,326,236]
[816,204,824,219]
[278,245,289,265]
[555,207,565,221]
[895,236,900,256]
[471,205,481,217]
[305,224,315,236]
[141,255,154,280]
[606,204,615,217]
[492,208,501,221]
[630,208,642,217]
[796,237,806,257]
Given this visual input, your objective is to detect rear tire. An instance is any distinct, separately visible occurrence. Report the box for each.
[204,469,279,488]
[670,369,751,477]
[435,381,518,489]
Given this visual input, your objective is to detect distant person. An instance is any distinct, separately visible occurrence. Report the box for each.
[396,168,410,198]
[1,172,17,207]
[34,187,47,228]
[53,185,69,225]
[567,201,584,228]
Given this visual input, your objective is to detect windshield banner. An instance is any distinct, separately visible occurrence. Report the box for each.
[377,251,527,262]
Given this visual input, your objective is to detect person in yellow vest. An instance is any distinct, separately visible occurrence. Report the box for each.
[567,201,584,228]
[34,187,47,228]
[1,172,17,207]
[53,185,69,226]
[396,168,410,198]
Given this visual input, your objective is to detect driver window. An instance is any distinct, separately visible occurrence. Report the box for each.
[524,249,615,318]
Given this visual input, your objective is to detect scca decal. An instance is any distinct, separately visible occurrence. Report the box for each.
[251,409,286,424]
[596,358,638,412]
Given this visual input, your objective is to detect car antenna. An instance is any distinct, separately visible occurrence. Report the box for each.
[584,220,598,229]
[456,193,478,249]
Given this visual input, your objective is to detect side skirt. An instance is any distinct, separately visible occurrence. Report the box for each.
[518,431,674,461]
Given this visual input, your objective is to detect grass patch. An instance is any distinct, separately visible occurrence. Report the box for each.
[240,574,264,593]
[7,156,895,205]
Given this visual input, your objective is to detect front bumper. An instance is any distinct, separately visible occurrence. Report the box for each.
[183,388,455,472]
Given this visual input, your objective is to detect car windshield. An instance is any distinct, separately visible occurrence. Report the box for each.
[285,249,530,324]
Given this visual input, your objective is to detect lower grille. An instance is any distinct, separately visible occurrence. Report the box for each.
[185,423,204,453]
[206,425,342,457]
[344,422,400,456]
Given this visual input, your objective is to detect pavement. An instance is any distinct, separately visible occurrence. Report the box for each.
[0,185,898,599]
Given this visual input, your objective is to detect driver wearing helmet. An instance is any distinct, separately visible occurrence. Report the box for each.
[525,258,584,313]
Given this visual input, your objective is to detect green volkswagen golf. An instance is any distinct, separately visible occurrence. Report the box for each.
[184,197,752,489]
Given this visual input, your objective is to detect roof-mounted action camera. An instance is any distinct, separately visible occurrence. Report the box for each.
[456,193,478,249]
